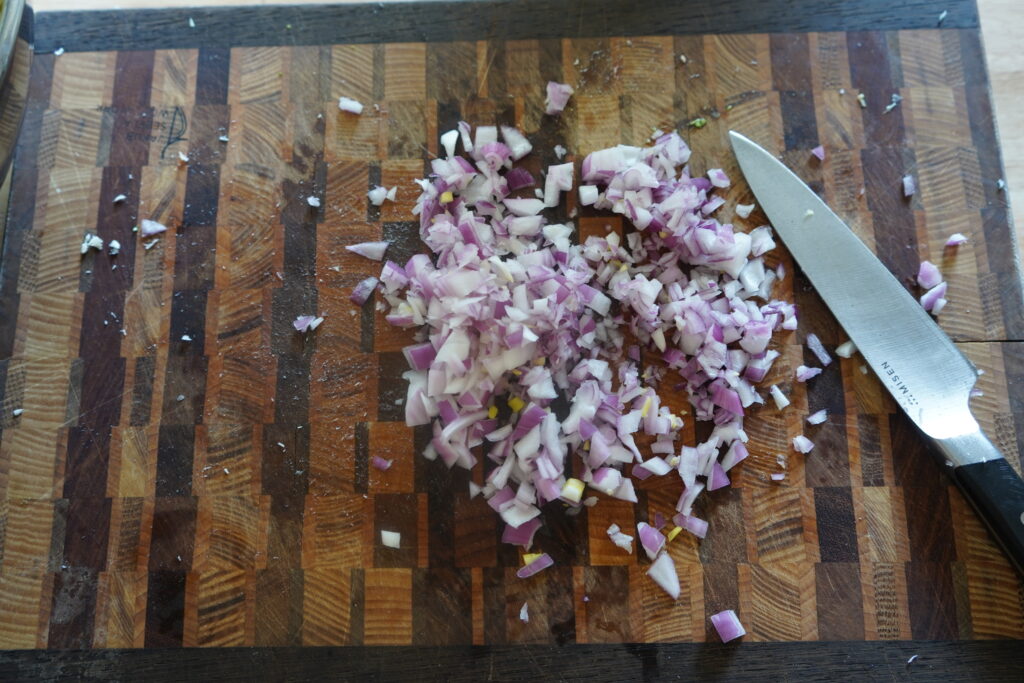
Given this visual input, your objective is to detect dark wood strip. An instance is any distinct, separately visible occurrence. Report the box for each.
[155,425,196,497]
[804,422,851,487]
[814,563,865,640]
[377,351,407,423]
[411,568,472,645]
[108,52,155,167]
[813,487,858,562]
[373,493,418,568]
[849,31,907,147]
[47,568,101,649]
[348,568,365,646]
[482,567,506,644]
[8,640,1024,679]
[696,488,747,563]
[144,570,187,647]
[261,426,309,570]
[195,47,230,106]
[702,564,740,642]
[905,562,959,640]
[33,1,979,54]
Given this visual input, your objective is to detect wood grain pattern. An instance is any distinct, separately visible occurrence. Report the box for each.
[0,14,1022,657]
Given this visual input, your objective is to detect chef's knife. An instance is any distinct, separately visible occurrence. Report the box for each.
[729,131,1024,574]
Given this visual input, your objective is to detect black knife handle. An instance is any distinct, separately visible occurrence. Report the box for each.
[953,457,1024,575]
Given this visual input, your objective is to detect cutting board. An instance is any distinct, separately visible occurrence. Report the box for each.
[2,0,1023,676]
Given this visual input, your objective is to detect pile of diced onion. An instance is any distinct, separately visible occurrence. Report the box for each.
[374,121,797,605]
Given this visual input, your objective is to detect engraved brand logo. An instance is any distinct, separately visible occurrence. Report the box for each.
[880,360,918,407]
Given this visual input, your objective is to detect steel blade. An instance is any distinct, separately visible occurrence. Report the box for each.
[729,131,978,442]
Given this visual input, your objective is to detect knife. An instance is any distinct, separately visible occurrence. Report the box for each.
[729,131,1024,574]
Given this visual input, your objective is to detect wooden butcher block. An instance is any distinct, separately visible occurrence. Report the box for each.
[0,0,1022,678]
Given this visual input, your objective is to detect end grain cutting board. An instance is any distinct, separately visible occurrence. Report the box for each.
[1,0,1022,678]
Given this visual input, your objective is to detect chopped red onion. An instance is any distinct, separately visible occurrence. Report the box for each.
[502,518,542,549]
[735,203,755,219]
[769,385,790,410]
[501,125,533,160]
[931,297,948,315]
[440,129,459,157]
[368,186,393,206]
[293,315,324,332]
[519,602,529,623]
[381,530,401,548]
[672,513,708,539]
[795,365,822,382]
[920,281,947,312]
[347,241,390,261]
[545,81,574,115]
[710,609,746,642]
[646,552,680,599]
[917,260,942,289]
[945,232,968,247]
[707,168,730,188]
[805,333,832,366]
[792,434,815,454]
[806,409,828,425]
[902,174,916,197]
[811,145,825,161]
[350,277,378,305]
[371,456,393,471]
[516,552,554,579]
[338,96,364,114]
[379,121,799,586]
[770,472,786,481]
[637,522,666,560]
[140,219,167,238]
[606,523,634,554]
[835,340,857,358]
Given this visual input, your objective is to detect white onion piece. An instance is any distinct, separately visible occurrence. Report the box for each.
[917,261,942,289]
[519,602,529,623]
[945,232,968,247]
[346,241,389,261]
[338,96,364,114]
[646,552,680,599]
[606,523,634,554]
[140,219,167,238]
[806,409,828,425]
[835,340,857,358]
[805,333,832,366]
[381,530,401,548]
[769,385,790,410]
[792,435,815,453]
[80,233,102,255]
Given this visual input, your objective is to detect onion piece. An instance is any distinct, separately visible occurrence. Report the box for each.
[381,530,401,548]
[672,513,708,539]
[350,277,378,305]
[902,174,916,197]
[945,232,968,247]
[293,315,324,333]
[140,219,167,238]
[545,81,574,115]
[519,602,529,623]
[607,523,634,554]
[769,385,790,410]
[806,409,828,425]
[811,145,825,161]
[710,609,746,642]
[516,552,554,579]
[346,241,390,261]
[805,333,832,366]
[637,522,666,560]
[792,434,815,453]
[735,203,755,219]
[795,365,822,382]
[338,96,364,114]
[646,552,680,599]
[917,260,942,289]
[920,281,947,312]
[371,456,393,471]
[835,340,857,358]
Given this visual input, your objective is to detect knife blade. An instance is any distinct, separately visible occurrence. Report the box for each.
[729,130,1024,574]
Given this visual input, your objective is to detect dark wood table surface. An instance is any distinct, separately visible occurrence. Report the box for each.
[1,0,1022,679]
